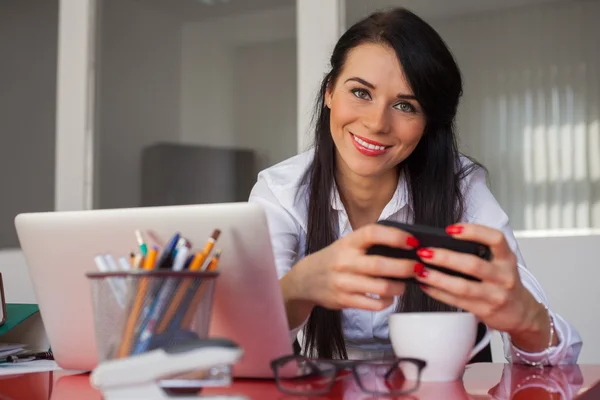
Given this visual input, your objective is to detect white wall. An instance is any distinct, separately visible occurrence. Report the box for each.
[434,0,600,231]
[233,39,297,170]
[180,6,297,171]
[95,0,182,209]
[490,232,600,363]
[296,0,346,152]
[0,0,58,303]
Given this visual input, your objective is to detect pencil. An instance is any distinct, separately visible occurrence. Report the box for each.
[132,253,143,269]
[179,250,222,328]
[206,249,222,272]
[117,246,158,358]
[155,230,220,333]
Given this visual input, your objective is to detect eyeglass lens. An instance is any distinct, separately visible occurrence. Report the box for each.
[354,360,421,395]
[275,358,421,396]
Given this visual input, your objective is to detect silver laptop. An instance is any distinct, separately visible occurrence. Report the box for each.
[14,202,293,378]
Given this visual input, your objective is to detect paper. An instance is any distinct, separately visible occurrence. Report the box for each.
[0,344,25,358]
[0,360,60,375]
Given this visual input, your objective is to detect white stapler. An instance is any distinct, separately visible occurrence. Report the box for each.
[90,338,248,400]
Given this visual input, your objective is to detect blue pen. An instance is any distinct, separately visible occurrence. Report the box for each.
[155,233,180,270]
[132,245,190,354]
[131,234,183,354]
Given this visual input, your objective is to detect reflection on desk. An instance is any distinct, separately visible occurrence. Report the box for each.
[0,363,597,399]
[206,363,599,400]
[0,371,52,400]
[50,374,102,400]
[489,364,584,399]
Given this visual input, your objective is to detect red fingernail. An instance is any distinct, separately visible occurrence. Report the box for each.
[420,284,428,291]
[446,225,464,235]
[406,236,420,248]
[417,248,434,259]
[413,263,425,275]
[418,268,429,278]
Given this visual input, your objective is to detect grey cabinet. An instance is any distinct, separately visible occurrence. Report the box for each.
[141,143,256,207]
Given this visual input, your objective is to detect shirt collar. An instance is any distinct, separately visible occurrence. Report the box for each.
[330,171,409,221]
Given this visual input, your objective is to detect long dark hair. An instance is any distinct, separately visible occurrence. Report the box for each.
[299,8,481,359]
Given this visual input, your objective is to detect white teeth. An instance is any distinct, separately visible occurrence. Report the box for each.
[352,134,386,151]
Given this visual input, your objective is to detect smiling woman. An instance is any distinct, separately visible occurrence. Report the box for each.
[248,7,582,365]
[326,44,426,178]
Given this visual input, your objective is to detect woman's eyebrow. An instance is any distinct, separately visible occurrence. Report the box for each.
[345,76,375,89]
[344,76,416,100]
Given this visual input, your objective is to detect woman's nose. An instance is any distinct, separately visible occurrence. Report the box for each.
[362,104,390,135]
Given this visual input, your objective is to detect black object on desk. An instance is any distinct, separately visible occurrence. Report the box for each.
[1,351,53,364]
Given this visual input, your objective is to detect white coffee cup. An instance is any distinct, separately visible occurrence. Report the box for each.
[388,312,492,382]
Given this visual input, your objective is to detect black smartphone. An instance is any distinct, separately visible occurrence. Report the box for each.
[366,220,492,284]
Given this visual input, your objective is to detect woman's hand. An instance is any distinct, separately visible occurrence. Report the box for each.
[414,223,556,352]
[283,224,419,313]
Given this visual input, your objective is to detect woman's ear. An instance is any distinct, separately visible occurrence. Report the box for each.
[325,81,333,109]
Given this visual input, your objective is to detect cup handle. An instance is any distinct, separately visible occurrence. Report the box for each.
[469,325,493,360]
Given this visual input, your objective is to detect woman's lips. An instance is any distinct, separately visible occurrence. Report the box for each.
[350,133,389,156]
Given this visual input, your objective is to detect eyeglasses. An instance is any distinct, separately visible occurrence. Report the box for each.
[270,355,426,396]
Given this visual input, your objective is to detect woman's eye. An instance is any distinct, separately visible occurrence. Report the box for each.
[394,102,415,113]
[351,88,371,100]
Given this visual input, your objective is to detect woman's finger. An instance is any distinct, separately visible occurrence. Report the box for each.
[419,285,476,313]
[415,265,493,300]
[444,223,514,261]
[421,285,508,322]
[350,254,417,280]
[333,272,406,298]
[348,224,419,250]
[338,293,395,311]
[415,247,504,283]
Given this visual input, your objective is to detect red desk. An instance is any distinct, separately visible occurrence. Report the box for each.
[0,363,598,399]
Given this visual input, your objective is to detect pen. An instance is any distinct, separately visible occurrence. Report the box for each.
[105,254,128,300]
[2,351,54,363]
[155,229,221,334]
[135,230,148,256]
[118,257,131,271]
[132,246,191,354]
[178,249,223,329]
[155,233,181,269]
[117,246,158,358]
[94,255,126,308]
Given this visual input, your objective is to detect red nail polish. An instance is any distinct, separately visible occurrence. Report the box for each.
[446,225,464,235]
[418,268,429,278]
[413,263,425,275]
[417,248,434,259]
[406,236,420,248]
[420,284,428,291]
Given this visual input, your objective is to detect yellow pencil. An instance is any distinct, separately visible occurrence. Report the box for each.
[155,230,220,334]
[117,247,158,358]
[180,250,222,328]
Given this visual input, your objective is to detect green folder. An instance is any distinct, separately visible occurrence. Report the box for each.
[0,304,39,337]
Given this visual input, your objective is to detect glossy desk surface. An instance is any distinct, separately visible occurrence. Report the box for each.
[0,363,598,399]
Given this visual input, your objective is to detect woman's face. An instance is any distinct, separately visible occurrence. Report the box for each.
[325,43,427,179]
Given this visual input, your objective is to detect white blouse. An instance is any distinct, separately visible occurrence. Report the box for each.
[248,150,582,364]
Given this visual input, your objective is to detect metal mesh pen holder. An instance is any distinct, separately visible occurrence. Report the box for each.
[86,270,219,363]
